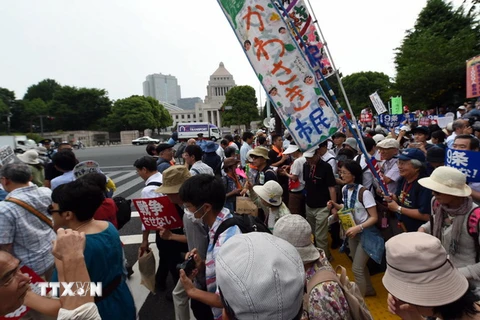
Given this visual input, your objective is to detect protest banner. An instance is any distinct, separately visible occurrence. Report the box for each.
[378,113,416,128]
[217,0,340,150]
[0,266,50,320]
[391,96,403,115]
[360,108,373,123]
[0,146,19,168]
[369,92,387,114]
[73,160,101,179]
[467,55,480,98]
[445,148,480,182]
[418,117,431,127]
[132,197,183,230]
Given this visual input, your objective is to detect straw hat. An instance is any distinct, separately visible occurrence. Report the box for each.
[17,150,40,165]
[155,165,191,194]
[382,232,468,307]
[253,180,283,206]
[418,166,471,197]
[273,215,320,263]
[223,157,240,169]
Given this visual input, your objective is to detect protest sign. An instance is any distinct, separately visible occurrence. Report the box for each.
[467,55,480,98]
[378,113,415,128]
[445,148,480,182]
[0,146,19,168]
[0,266,50,320]
[133,197,183,230]
[391,96,403,115]
[217,0,340,150]
[73,160,101,179]
[369,92,387,114]
[418,117,431,127]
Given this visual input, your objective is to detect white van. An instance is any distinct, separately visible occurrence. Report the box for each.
[177,122,221,141]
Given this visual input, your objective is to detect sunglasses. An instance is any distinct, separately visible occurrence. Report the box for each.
[47,205,63,215]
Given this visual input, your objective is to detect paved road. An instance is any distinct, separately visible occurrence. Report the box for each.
[75,145,179,320]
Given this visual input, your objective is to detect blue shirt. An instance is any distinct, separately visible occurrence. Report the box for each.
[52,223,136,320]
[51,170,75,190]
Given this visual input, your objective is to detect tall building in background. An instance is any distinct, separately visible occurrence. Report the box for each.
[143,73,181,106]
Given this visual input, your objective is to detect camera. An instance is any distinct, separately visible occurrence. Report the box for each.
[176,256,196,277]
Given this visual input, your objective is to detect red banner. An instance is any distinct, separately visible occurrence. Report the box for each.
[0,266,49,320]
[467,55,480,98]
[360,112,373,123]
[418,117,431,127]
[133,197,183,230]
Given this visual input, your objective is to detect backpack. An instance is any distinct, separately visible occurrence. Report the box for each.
[113,196,132,230]
[354,155,369,173]
[304,265,373,320]
[212,213,271,246]
[430,198,480,262]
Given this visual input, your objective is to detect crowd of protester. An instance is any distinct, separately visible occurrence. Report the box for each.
[2,101,480,319]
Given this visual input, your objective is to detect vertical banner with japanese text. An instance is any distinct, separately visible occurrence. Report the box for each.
[217,0,340,150]
[391,96,403,115]
[369,92,387,114]
[467,55,480,98]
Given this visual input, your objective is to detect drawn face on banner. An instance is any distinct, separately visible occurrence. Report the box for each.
[218,0,340,150]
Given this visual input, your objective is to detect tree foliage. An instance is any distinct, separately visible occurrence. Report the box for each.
[23,79,61,102]
[221,85,259,128]
[395,0,480,110]
[106,95,172,132]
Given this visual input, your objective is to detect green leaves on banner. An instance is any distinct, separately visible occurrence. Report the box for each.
[284,44,296,52]
[258,74,263,82]
[314,87,322,95]
[220,0,245,29]
[286,117,291,127]
[267,3,273,8]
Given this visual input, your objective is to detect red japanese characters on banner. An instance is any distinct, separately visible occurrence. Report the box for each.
[418,117,431,127]
[133,197,183,230]
[1,266,49,320]
[467,55,480,98]
[360,112,373,123]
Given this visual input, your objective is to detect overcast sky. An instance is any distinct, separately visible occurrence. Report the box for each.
[0,0,465,106]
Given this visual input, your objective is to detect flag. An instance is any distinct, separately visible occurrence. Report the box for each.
[217,0,340,151]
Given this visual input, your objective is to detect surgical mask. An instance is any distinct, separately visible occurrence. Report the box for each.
[184,204,207,225]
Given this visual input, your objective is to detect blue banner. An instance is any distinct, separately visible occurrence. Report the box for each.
[445,148,480,182]
[378,113,416,128]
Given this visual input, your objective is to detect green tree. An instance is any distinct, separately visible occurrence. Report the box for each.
[338,72,396,115]
[395,0,480,110]
[221,85,259,128]
[107,95,172,131]
[23,79,61,102]
[47,86,112,130]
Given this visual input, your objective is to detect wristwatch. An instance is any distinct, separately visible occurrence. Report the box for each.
[397,206,402,215]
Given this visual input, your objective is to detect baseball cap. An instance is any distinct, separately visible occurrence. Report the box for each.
[216,233,305,319]
[458,106,466,110]
[156,143,173,153]
[372,134,385,144]
[398,148,426,162]
[342,137,358,150]
[155,165,191,194]
[382,232,468,307]
[412,126,429,135]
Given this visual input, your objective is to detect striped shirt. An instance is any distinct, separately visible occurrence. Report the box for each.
[0,185,55,275]
[190,161,214,176]
[206,208,241,320]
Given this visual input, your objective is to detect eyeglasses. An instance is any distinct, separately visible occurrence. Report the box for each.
[47,205,63,215]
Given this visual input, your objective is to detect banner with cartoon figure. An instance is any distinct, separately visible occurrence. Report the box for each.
[467,55,480,98]
[274,0,334,81]
[218,0,340,150]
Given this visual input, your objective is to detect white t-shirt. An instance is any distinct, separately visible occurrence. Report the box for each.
[341,184,376,225]
[290,156,306,192]
[322,150,337,174]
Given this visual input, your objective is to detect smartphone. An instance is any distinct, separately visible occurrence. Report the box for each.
[176,256,196,277]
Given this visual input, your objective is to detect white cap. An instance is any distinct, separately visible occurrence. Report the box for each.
[283,144,299,155]
[303,146,318,158]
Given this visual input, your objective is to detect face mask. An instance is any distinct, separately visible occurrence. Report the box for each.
[184,204,207,225]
